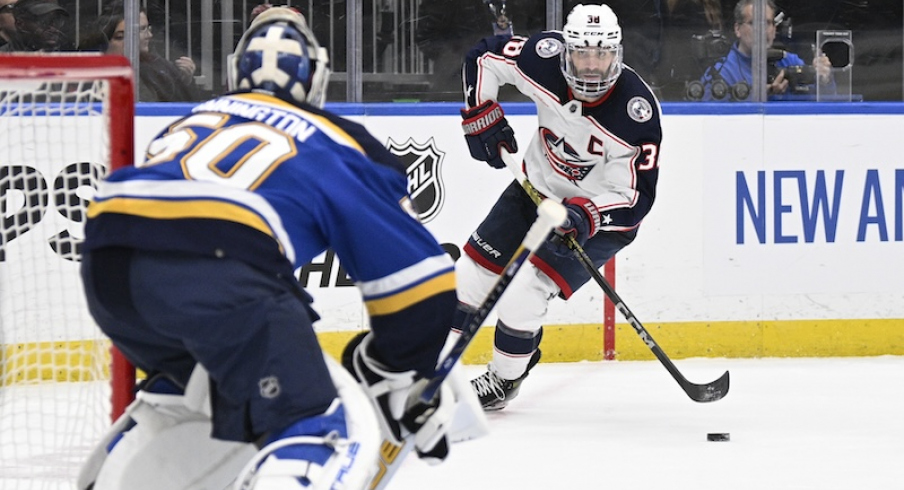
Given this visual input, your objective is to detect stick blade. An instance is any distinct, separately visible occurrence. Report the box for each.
[685,370,730,403]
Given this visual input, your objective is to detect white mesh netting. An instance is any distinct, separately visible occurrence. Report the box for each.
[1,79,115,489]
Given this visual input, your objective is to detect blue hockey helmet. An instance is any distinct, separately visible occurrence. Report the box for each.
[229,7,330,107]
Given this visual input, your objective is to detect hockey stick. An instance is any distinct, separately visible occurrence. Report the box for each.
[366,199,567,490]
[419,198,567,404]
[500,151,729,403]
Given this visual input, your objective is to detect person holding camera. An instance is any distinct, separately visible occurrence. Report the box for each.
[696,0,833,101]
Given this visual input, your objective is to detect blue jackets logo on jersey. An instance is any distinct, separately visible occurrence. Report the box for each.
[388,137,446,223]
[535,38,563,59]
[541,128,594,181]
[628,96,654,123]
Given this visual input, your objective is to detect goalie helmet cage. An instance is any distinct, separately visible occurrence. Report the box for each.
[0,54,136,489]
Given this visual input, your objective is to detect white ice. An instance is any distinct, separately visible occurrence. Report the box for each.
[3,357,902,489]
[389,357,904,490]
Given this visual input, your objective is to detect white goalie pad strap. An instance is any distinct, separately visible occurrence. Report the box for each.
[234,434,334,489]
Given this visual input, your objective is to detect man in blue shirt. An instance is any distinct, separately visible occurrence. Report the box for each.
[699,0,833,101]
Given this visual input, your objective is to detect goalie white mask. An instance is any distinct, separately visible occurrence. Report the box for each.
[229,7,330,107]
[561,4,623,100]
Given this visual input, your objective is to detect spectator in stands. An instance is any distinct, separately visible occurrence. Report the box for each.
[697,0,833,101]
[0,0,17,51]
[5,0,72,52]
[650,0,728,100]
[82,2,199,102]
[250,3,274,23]
[416,0,545,101]
[249,3,309,26]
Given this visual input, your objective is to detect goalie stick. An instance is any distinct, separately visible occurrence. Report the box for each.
[500,150,730,403]
[365,199,567,490]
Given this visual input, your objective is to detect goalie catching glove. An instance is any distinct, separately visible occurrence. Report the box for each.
[344,332,455,464]
[550,197,602,257]
[461,100,517,169]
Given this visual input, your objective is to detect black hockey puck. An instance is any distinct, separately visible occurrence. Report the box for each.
[707,433,730,442]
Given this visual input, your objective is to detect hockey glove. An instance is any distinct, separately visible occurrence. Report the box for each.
[461,100,517,169]
[550,197,601,257]
[344,332,454,464]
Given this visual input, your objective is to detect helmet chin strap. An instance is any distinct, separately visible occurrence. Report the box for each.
[572,86,604,103]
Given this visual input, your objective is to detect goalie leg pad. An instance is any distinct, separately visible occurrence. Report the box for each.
[84,357,380,490]
[233,354,381,490]
[86,366,256,490]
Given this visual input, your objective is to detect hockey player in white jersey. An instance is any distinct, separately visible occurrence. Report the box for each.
[457,3,663,410]
[77,8,480,489]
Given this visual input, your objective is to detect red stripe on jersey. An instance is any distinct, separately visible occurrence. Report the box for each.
[530,255,574,299]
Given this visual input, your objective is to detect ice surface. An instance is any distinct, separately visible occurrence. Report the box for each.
[3,357,902,489]
[389,357,904,490]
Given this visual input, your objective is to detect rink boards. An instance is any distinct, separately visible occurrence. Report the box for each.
[2,102,903,368]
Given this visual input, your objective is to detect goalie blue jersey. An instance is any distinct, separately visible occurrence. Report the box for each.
[85,91,456,326]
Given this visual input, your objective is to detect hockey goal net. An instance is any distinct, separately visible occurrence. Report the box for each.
[0,54,135,489]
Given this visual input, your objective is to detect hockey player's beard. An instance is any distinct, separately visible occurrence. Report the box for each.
[577,68,605,83]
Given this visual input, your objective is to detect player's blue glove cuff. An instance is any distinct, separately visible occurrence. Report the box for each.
[461,100,517,169]
[549,197,600,257]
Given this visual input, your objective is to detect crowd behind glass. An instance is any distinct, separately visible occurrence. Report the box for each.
[2,0,900,103]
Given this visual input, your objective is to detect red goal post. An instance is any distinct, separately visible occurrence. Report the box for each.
[0,53,136,487]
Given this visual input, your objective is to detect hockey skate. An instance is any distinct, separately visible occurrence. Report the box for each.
[470,349,541,411]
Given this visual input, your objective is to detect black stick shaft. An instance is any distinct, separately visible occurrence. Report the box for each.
[569,239,729,402]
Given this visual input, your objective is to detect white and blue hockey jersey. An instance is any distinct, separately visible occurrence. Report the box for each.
[463,32,663,232]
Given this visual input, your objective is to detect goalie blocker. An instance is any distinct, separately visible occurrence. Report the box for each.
[346,200,567,490]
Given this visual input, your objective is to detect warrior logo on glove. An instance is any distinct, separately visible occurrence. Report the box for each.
[460,100,518,169]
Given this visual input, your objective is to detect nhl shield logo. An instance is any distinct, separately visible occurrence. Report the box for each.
[388,137,446,223]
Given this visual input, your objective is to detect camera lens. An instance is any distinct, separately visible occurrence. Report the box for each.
[732,82,750,100]
[686,81,704,100]
[711,80,728,100]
